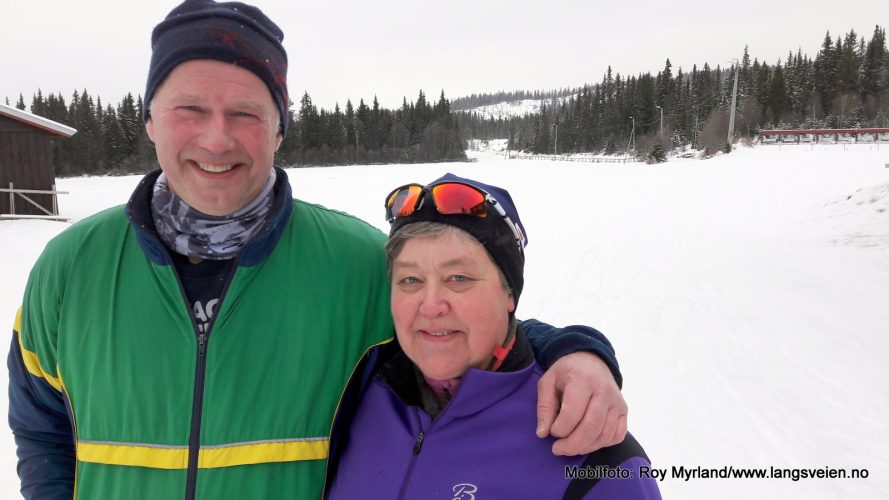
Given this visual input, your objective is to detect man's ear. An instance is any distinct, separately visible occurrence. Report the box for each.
[145,116,156,143]
[274,132,283,151]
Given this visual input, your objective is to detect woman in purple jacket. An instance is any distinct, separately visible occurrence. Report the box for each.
[325,173,661,499]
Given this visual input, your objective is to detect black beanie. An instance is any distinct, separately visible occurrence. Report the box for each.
[143,0,289,134]
[388,173,528,305]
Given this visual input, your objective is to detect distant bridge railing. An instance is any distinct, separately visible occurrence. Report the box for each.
[757,128,889,145]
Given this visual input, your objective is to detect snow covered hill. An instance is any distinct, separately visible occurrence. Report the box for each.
[460,95,576,120]
[1,145,888,499]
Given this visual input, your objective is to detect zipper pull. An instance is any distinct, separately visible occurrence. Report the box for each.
[413,431,425,455]
[198,333,207,357]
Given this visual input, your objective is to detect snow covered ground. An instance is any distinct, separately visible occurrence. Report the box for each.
[1,144,888,498]
[467,138,509,154]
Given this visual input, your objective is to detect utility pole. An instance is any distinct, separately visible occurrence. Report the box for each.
[727,59,739,151]
[552,123,558,155]
[811,86,816,123]
[656,105,664,138]
[840,97,846,126]
[625,116,636,159]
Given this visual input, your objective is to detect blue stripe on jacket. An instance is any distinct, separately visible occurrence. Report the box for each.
[8,332,76,500]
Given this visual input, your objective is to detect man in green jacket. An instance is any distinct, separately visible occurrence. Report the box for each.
[8,1,628,498]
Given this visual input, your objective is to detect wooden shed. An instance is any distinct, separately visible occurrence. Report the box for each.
[0,102,76,217]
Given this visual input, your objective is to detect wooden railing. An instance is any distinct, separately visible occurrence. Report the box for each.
[0,183,69,221]
[507,151,633,163]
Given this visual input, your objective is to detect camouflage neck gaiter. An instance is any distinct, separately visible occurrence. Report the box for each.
[151,170,277,260]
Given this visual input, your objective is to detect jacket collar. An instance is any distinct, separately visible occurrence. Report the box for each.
[380,327,536,422]
[125,166,294,266]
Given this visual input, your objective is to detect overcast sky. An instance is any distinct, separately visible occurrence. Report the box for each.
[2,0,886,111]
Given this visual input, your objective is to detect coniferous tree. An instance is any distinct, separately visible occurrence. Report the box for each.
[767,61,789,125]
[30,89,45,116]
[73,90,103,174]
[344,100,356,154]
[860,26,887,119]
[102,104,126,169]
[297,92,320,152]
[355,98,370,150]
[647,142,666,163]
[327,103,346,151]
[835,30,862,124]
[117,93,141,160]
[814,31,839,120]
[656,59,674,113]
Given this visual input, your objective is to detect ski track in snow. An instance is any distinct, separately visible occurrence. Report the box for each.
[1,144,888,499]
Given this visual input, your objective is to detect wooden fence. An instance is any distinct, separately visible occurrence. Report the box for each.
[507,151,632,163]
[0,183,69,221]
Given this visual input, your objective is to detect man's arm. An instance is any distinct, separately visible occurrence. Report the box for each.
[522,319,621,387]
[519,318,628,457]
[8,315,76,500]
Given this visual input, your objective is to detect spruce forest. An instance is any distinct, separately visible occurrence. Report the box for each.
[7,26,888,176]
[463,27,889,156]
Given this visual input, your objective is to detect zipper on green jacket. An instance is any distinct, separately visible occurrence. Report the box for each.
[161,251,239,500]
[184,330,208,500]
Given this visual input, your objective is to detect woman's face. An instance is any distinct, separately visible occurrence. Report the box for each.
[390,230,515,381]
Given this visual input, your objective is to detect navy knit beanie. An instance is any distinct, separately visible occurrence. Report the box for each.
[388,173,529,304]
[143,0,289,134]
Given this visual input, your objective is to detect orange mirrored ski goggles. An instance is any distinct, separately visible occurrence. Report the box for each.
[384,181,525,252]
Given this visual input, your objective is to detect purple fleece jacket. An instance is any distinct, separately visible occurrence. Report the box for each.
[326,356,661,499]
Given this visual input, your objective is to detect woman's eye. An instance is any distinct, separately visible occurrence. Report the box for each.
[448,275,469,283]
[399,276,420,285]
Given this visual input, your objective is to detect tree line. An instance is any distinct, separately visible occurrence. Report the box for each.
[460,26,889,156]
[7,25,888,173]
[7,88,465,176]
[279,90,465,166]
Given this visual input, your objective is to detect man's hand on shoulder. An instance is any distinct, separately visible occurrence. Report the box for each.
[536,352,628,456]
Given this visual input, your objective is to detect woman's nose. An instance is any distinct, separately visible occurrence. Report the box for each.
[418,286,449,318]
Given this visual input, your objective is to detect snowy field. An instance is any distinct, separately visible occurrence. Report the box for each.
[2,145,888,499]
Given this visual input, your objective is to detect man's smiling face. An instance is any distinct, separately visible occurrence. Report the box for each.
[146,59,282,216]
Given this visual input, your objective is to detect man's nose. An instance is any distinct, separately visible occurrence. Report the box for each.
[198,113,236,153]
